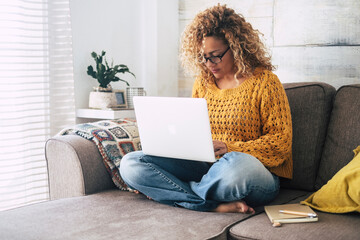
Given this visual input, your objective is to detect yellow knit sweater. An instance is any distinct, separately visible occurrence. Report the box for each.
[192,68,293,179]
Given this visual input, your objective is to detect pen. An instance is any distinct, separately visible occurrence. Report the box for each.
[279,210,317,218]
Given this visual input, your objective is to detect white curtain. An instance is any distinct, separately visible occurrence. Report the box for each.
[0,0,75,211]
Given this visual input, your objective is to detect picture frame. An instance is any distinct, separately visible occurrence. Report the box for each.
[112,90,127,109]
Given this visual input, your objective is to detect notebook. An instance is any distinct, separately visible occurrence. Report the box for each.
[133,96,217,162]
[264,203,318,224]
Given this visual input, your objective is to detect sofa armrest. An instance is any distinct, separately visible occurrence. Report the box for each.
[45,135,115,200]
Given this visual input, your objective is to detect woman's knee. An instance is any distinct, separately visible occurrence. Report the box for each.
[220,152,264,178]
[119,151,145,185]
[210,152,278,202]
[215,152,271,190]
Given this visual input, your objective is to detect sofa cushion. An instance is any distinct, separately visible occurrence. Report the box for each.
[281,82,336,191]
[302,146,360,213]
[228,195,360,240]
[315,84,360,189]
[251,188,311,215]
[0,190,254,240]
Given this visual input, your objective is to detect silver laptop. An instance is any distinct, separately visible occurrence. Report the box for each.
[133,96,216,162]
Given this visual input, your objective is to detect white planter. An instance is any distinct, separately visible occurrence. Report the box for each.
[89,91,126,109]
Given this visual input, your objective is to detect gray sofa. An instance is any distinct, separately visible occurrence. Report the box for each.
[1,82,359,240]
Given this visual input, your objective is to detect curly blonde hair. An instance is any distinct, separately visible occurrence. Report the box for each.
[180,4,274,84]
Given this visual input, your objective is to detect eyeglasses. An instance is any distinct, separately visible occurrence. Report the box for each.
[201,47,230,64]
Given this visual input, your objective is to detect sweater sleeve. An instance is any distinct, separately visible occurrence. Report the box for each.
[191,77,206,98]
[191,77,205,98]
[226,74,292,168]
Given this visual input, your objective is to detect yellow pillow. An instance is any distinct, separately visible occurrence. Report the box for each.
[301,146,360,213]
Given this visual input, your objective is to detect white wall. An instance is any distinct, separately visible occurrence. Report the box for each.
[70,0,179,111]
[140,0,179,98]
[178,0,360,96]
[70,1,359,105]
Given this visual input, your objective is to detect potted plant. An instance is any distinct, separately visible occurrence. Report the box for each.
[87,51,137,109]
[87,50,135,91]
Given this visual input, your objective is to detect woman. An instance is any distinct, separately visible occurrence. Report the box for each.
[120,5,292,213]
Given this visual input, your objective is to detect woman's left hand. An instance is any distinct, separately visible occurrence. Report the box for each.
[213,140,228,156]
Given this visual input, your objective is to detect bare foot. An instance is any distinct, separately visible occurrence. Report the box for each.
[213,201,255,214]
[132,190,152,200]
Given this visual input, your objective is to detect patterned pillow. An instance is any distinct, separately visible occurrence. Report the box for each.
[59,119,141,190]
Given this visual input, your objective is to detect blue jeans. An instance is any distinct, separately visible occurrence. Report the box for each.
[119,151,279,212]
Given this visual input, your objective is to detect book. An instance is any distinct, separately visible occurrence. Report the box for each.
[264,203,318,223]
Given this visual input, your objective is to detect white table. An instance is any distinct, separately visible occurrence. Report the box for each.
[76,108,136,123]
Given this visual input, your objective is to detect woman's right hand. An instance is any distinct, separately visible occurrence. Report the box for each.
[213,140,228,156]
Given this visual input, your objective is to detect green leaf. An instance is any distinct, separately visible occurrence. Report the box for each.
[112,76,120,82]
[129,71,136,78]
[118,78,130,86]
[87,65,97,79]
[117,68,129,73]
[87,65,93,72]
[98,55,103,64]
[113,65,119,71]
[109,70,116,80]
[88,50,135,86]
[105,59,110,69]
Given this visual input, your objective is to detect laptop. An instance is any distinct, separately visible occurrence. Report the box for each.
[133,96,216,162]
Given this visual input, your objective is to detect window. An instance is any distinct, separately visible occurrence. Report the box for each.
[0,0,75,211]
